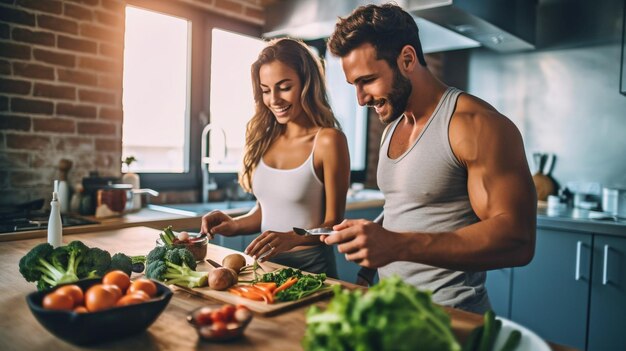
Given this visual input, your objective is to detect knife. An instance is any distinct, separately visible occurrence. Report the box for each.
[205,258,222,268]
[293,227,337,236]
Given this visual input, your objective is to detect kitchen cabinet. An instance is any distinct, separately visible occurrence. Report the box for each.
[587,234,626,350]
[510,228,592,350]
[485,268,512,318]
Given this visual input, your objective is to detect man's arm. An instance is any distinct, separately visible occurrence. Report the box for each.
[327,101,536,271]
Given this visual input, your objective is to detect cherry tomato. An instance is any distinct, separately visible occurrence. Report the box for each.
[195,310,213,326]
[42,292,74,311]
[210,310,226,323]
[220,304,236,322]
[85,284,118,312]
[55,284,84,307]
[128,278,157,297]
[211,321,227,338]
[115,294,145,307]
[103,270,131,293]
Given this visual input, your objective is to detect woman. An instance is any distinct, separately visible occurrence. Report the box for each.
[200,38,350,277]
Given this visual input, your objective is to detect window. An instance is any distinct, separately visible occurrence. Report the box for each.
[208,29,265,172]
[122,6,191,173]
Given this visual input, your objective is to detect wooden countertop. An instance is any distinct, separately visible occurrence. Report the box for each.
[0,226,575,351]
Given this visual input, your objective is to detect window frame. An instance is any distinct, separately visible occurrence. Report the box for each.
[124,0,261,192]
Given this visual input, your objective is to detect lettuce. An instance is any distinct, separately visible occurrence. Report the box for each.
[303,276,461,351]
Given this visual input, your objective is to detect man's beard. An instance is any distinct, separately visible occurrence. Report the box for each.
[381,68,412,124]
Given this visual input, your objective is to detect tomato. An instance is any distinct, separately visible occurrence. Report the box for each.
[73,306,88,313]
[128,278,157,297]
[210,310,226,323]
[211,321,227,338]
[115,294,146,307]
[220,304,236,322]
[103,284,122,300]
[129,290,150,301]
[85,284,118,312]
[195,310,213,326]
[103,270,131,293]
[234,307,252,323]
[42,292,74,311]
[55,284,84,307]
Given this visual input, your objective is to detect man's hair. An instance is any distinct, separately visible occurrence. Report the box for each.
[328,3,427,68]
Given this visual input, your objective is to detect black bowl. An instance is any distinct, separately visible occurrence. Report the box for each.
[26,278,173,345]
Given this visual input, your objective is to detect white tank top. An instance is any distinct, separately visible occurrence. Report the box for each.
[252,131,324,233]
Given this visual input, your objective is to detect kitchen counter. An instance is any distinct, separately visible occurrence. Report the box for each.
[537,205,626,236]
[0,226,573,351]
[0,197,386,243]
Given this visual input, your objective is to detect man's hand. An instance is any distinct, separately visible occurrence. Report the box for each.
[323,219,399,268]
[200,210,238,238]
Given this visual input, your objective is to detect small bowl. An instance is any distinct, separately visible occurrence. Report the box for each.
[187,304,253,342]
[26,278,172,345]
[156,233,208,261]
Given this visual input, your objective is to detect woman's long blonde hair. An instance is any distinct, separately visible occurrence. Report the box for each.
[239,38,340,192]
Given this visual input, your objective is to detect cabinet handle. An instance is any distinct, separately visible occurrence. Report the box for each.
[575,241,582,281]
[602,244,610,285]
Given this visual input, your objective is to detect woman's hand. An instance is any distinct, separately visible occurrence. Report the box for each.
[244,230,302,261]
[201,210,238,238]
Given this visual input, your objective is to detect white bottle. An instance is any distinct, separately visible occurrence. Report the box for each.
[47,180,63,248]
[58,180,69,213]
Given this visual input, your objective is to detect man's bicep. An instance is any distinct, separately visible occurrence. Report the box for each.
[465,118,536,222]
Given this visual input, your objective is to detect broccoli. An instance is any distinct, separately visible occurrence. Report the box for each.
[145,246,207,288]
[78,247,111,278]
[18,242,81,291]
[110,253,133,276]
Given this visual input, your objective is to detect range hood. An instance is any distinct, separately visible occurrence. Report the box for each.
[263,0,623,53]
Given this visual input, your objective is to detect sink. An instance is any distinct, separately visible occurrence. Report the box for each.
[148,201,256,217]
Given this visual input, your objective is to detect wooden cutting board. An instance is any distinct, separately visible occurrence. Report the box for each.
[174,245,340,316]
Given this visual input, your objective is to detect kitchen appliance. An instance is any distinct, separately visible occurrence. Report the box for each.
[602,187,626,218]
[0,199,99,234]
[95,184,159,218]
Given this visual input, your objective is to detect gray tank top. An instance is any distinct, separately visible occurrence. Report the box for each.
[377,87,490,314]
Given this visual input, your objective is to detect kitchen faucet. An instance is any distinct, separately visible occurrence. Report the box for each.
[200,122,227,203]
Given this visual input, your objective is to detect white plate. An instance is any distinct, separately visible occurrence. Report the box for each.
[493,317,551,351]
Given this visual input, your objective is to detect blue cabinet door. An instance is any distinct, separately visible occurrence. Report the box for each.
[587,234,626,351]
[510,228,592,350]
[485,268,512,318]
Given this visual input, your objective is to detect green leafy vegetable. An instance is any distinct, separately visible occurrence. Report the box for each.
[258,267,327,302]
[302,276,461,351]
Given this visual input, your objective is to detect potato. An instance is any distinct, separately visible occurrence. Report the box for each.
[222,254,246,273]
[208,267,238,290]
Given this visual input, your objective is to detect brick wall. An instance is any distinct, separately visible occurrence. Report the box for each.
[0,0,266,206]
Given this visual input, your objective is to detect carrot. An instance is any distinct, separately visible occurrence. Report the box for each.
[238,285,274,304]
[274,277,298,295]
[228,287,243,296]
[253,282,277,293]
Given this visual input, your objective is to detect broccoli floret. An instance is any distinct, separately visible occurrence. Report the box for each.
[109,253,133,276]
[147,245,168,262]
[18,243,80,291]
[78,247,111,278]
[145,246,207,288]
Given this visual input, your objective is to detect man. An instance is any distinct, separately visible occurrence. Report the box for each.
[323,3,536,313]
